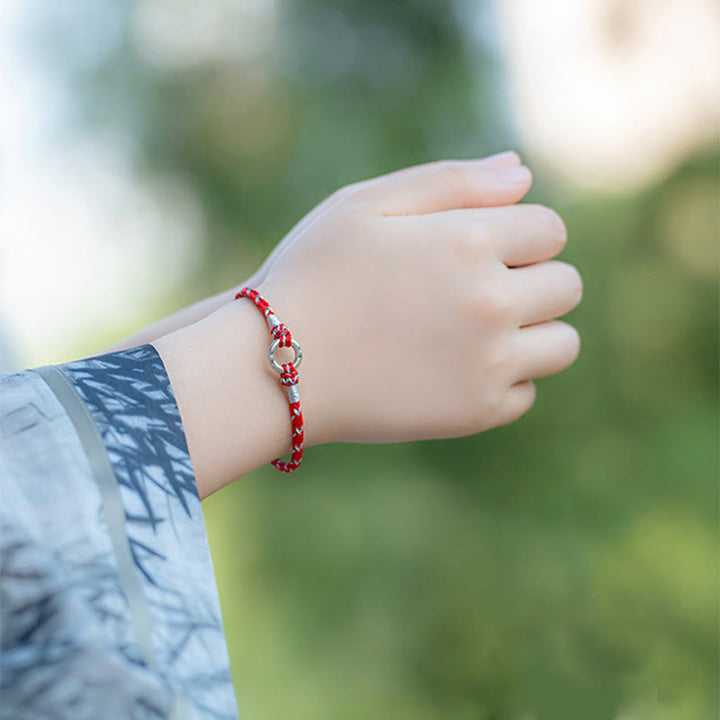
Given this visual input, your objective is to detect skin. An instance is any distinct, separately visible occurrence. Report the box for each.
[139,151,582,498]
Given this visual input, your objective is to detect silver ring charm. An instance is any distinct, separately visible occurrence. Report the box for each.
[268,338,302,373]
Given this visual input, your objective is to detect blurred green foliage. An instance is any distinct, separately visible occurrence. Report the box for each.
[47,0,718,717]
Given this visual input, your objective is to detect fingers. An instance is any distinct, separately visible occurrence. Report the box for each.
[407,203,567,267]
[357,155,533,216]
[508,260,583,326]
[477,204,568,266]
[511,320,581,382]
[474,150,524,168]
[256,152,529,281]
[492,205,567,267]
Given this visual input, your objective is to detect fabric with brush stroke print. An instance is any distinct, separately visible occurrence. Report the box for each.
[0,345,238,719]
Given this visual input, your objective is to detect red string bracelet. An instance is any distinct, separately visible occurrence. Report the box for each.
[235,287,305,473]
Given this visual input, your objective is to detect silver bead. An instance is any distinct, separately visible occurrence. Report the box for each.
[286,385,300,404]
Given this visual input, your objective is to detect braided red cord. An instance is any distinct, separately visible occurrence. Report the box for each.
[235,287,305,473]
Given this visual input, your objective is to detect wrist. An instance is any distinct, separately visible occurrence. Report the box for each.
[152,299,297,497]
[253,281,335,447]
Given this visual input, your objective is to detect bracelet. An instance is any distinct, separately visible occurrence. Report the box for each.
[235,287,305,473]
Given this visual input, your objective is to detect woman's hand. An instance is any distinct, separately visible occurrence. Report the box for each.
[253,153,582,447]
[153,152,582,497]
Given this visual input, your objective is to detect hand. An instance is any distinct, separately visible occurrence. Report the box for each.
[153,151,582,496]
[252,153,582,447]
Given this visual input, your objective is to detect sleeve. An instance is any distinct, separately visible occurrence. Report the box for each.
[0,345,239,720]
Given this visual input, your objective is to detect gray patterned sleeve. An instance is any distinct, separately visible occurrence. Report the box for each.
[0,345,239,720]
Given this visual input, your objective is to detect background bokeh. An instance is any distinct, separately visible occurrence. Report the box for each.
[2,1,718,718]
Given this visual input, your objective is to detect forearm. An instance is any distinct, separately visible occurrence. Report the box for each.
[103,284,245,354]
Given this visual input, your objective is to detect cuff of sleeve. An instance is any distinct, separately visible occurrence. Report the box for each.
[58,345,238,718]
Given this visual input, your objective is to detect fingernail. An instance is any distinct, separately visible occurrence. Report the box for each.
[496,165,532,187]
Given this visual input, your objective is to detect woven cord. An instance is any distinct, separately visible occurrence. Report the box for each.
[235,287,305,472]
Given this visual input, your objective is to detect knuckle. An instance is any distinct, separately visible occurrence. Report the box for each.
[569,267,584,305]
[500,382,537,427]
[470,286,512,323]
[561,323,581,364]
[478,343,507,377]
[516,385,537,421]
[558,262,584,305]
[524,380,538,410]
[438,162,470,197]
[452,226,492,261]
[530,204,568,252]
